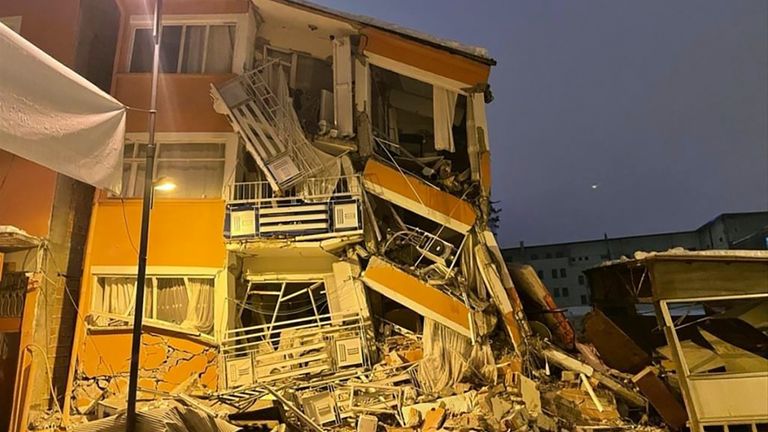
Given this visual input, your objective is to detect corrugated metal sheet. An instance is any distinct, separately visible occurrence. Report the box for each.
[70,405,240,432]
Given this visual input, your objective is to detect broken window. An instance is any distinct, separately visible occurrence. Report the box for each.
[369,65,470,181]
[238,280,328,334]
[221,277,368,389]
[129,23,235,73]
[120,141,227,198]
[90,275,214,334]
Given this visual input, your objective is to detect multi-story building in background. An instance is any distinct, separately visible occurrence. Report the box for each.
[503,211,768,308]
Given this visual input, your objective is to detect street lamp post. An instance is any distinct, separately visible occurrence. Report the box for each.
[126,0,162,430]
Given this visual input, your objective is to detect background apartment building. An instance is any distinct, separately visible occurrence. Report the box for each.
[503,211,768,308]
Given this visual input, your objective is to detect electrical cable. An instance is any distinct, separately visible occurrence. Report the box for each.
[120,197,140,255]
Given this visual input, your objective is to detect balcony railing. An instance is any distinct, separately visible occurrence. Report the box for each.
[224,175,363,240]
[229,174,361,205]
[219,312,370,390]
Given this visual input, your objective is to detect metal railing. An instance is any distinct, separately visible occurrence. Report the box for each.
[219,312,370,389]
[215,60,329,192]
[228,174,362,205]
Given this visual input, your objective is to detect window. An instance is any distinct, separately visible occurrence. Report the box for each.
[121,141,226,198]
[91,275,214,334]
[551,269,558,279]
[578,275,585,285]
[240,280,327,335]
[545,253,552,259]
[130,23,235,73]
[581,295,588,305]
[562,287,569,297]
[536,270,544,279]
[555,252,564,258]
[560,268,567,278]
[553,287,560,297]
[530,254,539,261]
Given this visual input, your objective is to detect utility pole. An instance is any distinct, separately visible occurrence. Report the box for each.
[126,1,162,430]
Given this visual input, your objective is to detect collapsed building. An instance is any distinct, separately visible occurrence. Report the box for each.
[0,1,766,431]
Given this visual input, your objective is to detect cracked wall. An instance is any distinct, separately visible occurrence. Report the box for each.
[71,330,218,415]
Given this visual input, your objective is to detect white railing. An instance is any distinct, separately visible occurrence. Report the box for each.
[213,59,331,192]
[229,174,362,205]
[219,312,370,389]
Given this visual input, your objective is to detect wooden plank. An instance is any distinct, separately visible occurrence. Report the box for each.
[632,367,688,430]
[583,309,651,373]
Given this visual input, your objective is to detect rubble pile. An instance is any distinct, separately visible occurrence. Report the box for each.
[157,59,672,430]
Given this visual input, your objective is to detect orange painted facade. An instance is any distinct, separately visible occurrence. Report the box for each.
[361,27,491,87]
[63,0,242,416]
[0,0,80,67]
[115,74,236,132]
[87,199,227,268]
[0,152,57,238]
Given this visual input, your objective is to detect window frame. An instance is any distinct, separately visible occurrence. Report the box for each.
[118,132,237,199]
[89,266,223,340]
[126,14,247,74]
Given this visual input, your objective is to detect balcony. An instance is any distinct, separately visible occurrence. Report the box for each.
[224,175,363,242]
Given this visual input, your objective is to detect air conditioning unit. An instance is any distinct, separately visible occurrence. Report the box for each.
[415,230,455,266]
[335,336,363,368]
[225,356,254,389]
[357,414,378,432]
[230,208,256,237]
[267,154,301,185]
[333,202,359,231]
[301,392,337,425]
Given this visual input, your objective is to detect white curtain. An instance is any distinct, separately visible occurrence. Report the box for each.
[92,276,213,334]
[417,318,496,393]
[156,277,188,325]
[93,277,139,326]
[182,278,215,335]
[180,25,206,73]
[205,25,235,74]
[433,86,458,152]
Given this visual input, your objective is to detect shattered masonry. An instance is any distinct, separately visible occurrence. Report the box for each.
[4,0,766,431]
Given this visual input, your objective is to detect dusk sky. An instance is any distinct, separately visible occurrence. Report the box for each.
[317,0,768,246]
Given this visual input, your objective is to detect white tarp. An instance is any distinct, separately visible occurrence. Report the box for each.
[0,23,125,193]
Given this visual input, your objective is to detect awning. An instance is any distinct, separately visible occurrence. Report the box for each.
[0,23,125,193]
